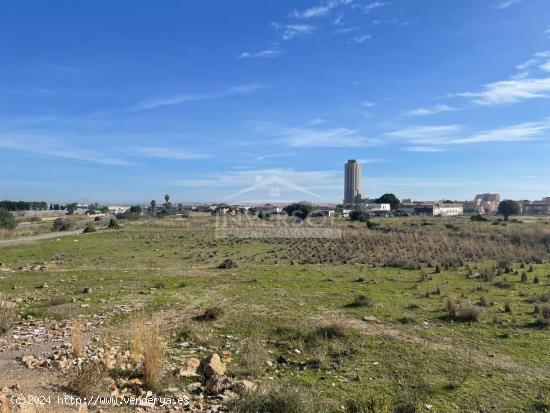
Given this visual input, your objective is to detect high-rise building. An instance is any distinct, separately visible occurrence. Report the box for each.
[344,159,362,204]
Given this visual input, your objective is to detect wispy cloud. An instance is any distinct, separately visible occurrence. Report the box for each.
[352,1,391,13]
[405,104,457,116]
[361,101,376,107]
[0,134,135,166]
[130,146,211,160]
[129,84,267,112]
[238,48,282,59]
[495,0,522,9]
[271,22,316,40]
[404,146,447,153]
[387,120,550,150]
[278,126,378,147]
[289,0,352,19]
[452,121,550,144]
[457,77,550,105]
[333,27,357,35]
[386,125,462,145]
[352,34,371,44]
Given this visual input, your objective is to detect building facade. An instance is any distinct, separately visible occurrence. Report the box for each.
[474,193,501,214]
[344,159,362,204]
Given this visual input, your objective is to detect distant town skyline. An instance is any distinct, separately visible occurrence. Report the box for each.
[1,1,550,203]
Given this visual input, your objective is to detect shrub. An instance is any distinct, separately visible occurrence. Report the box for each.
[457,301,483,321]
[535,304,550,326]
[108,218,120,229]
[521,272,528,283]
[534,276,540,284]
[0,301,17,335]
[504,301,512,313]
[447,296,457,318]
[311,322,349,340]
[195,307,224,321]
[82,223,96,233]
[233,386,324,413]
[471,214,488,222]
[67,360,108,397]
[52,218,72,231]
[347,294,371,308]
[479,296,489,307]
[218,259,237,269]
[0,209,17,230]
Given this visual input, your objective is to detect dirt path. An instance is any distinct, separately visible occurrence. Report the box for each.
[0,230,84,248]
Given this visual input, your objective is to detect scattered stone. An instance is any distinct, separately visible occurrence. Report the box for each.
[201,353,226,378]
[179,357,201,377]
[206,375,232,395]
[83,287,92,294]
[231,380,256,395]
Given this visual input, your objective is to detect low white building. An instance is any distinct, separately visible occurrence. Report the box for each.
[359,203,391,212]
[107,205,130,215]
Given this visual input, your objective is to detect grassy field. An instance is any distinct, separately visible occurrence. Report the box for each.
[1,215,550,412]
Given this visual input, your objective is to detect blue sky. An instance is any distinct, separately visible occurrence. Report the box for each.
[1,0,550,204]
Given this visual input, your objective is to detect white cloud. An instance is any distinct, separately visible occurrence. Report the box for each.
[278,127,378,147]
[289,0,352,19]
[272,23,316,40]
[457,77,550,105]
[333,27,356,35]
[361,101,376,107]
[129,84,267,112]
[130,146,211,160]
[404,146,447,153]
[495,0,522,9]
[0,134,135,166]
[307,117,326,125]
[352,34,371,44]
[405,104,456,116]
[238,48,282,59]
[452,121,550,144]
[352,1,391,13]
[540,62,550,72]
[386,125,462,145]
[387,120,550,150]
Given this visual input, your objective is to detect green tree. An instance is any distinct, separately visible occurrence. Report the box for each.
[66,203,78,215]
[52,218,72,231]
[108,218,120,229]
[0,209,17,230]
[82,223,96,233]
[375,194,400,210]
[164,194,171,208]
[150,200,156,216]
[498,200,521,221]
[284,202,314,220]
[349,209,369,222]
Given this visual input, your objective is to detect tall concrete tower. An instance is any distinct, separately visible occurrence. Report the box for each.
[344,159,362,204]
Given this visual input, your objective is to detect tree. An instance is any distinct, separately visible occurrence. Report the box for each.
[66,203,78,215]
[82,223,96,233]
[375,193,400,210]
[108,218,120,229]
[349,209,369,222]
[0,209,17,230]
[498,200,521,221]
[284,202,314,220]
[100,206,109,214]
[164,194,170,207]
[150,200,156,216]
[52,218,72,232]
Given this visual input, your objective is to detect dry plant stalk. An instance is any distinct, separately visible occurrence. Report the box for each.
[71,320,84,357]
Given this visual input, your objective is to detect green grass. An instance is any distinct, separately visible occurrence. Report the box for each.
[1,216,550,411]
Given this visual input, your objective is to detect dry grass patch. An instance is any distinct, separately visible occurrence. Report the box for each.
[0,300,16,335]
[67,360,108,397]
[71,321,84,357]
